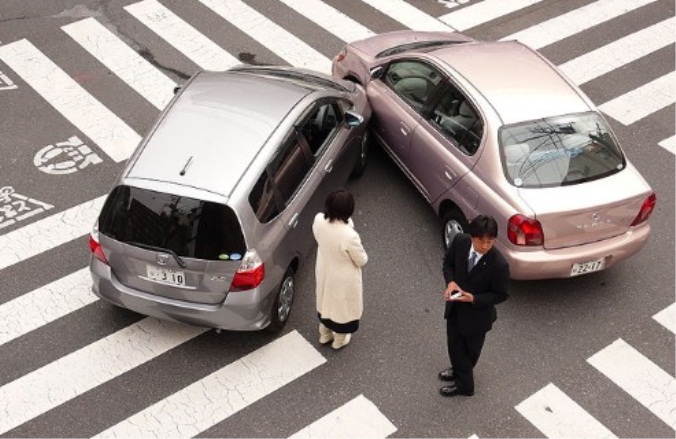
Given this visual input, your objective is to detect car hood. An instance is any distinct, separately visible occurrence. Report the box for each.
[516,169,652,250]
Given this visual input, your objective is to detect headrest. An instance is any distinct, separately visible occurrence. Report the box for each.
[458,101,475,118]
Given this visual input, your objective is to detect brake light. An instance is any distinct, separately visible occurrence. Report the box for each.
[335,49,346,63]
[88,227,108,264]
[630,193,656,226]
[508,215,544,246]
[229,249,265,291]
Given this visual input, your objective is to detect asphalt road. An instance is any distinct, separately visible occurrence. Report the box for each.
[0,0,674,437]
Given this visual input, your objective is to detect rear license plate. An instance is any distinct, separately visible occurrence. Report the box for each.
[570,258,605,277]
[147,265,186,287]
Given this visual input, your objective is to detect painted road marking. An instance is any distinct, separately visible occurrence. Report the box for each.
[502,0,659,50]
[0,70,18,90]
[598,71,675,125]
[588,338,676,429]
[278,0,374,43]
[653,303,676,333]
[559,18,676,85]
[0,187,53,230]
[0,39,140,162]
[0,318,207,435]
[0,196,105,271]
[515,383,617,438]
[0,268,96,346]
[62,17,176,110]
[125,0,239,71]
[199,0,331,73]
[289,394,397,438]
[658,136,676,155]
[359,0,451,31]
[95,330,325,438]
[440,0,544,32]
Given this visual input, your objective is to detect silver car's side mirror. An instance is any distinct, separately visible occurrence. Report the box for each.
[345,110,364,127]
[370,66,384,80]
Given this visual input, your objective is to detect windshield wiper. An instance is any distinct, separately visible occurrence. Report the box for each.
[127,242,187,268]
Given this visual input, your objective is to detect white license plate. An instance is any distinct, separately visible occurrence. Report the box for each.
[570,258,605,276]
[147,265,186,287]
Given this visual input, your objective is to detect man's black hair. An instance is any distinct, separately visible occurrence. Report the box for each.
[324,189,354,223]
[467,215,498,238]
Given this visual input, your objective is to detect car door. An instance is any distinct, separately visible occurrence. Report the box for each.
[408,82,484,203]
[367,59,442,171]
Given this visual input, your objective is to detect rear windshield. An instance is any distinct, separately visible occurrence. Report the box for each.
[499,112,625,188]
[98,185,246,261]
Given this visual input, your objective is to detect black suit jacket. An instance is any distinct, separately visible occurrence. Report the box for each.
[443,233,510,335]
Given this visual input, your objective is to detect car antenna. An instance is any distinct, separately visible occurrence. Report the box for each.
[179,156,193,176]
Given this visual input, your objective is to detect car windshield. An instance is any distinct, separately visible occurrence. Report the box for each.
[499,112,625,188]
[98,185,246,261]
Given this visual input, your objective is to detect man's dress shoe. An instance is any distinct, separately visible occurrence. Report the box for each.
[439,384,474,397]
[438,368,455,381]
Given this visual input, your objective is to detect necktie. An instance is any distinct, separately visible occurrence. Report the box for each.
[468,252,478,271]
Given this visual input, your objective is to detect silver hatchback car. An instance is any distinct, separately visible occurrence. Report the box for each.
[89,66,371,331]
[333,31,656,280]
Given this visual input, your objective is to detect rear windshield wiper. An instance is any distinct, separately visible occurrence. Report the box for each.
[127,242,187,268]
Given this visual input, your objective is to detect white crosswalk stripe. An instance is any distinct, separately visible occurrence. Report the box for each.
[62,17,177,110]
[0,39,140,162]
[0,1,672,437]
[95,330,325,438]
[588,339,676,429]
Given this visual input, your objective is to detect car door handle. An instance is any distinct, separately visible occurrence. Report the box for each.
[288,213,299,228]
[324,159,334,173]
[444,170,457,180]
[400,126,410,136]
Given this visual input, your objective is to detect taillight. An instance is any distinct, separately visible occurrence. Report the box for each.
[335,49,346,63]
[229,249,265,292]
[630,193,656,226]
[88,227,108,264]
[508,214,544,246]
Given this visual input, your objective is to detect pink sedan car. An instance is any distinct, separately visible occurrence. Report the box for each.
[332,31,656,280]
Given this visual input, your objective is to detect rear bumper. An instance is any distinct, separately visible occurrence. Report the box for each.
[89,258,272,331]
[498,224,651,280]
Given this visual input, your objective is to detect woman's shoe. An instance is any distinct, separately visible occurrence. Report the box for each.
[318,324,334,345]
[332,333,351,350]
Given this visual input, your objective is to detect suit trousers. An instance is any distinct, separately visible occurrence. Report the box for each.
[446,319,486,394]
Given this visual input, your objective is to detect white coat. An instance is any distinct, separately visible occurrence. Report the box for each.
[312,213,368,324]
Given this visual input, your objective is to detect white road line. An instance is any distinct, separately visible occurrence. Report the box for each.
[0,318,207,435]
[0,268,96,347]
[515,383,617,438]
[358,0,452,31]
[62,17,176,110]
[502,0,660,50]
[125,0,239,71]
[278,0,375,43]
[289,394,396,438]
[658,136,676,155]
[588,338,676,429]
[598,71,676,125]
[559,18,675,85]
[0,39,140,162]
[653,303,676,333]
[0,196,105,271]
[439,0,544,32]
[199,0,331,73]
[95,330,325,438]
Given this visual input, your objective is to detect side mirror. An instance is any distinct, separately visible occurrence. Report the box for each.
[370,66,384,80]
[345,110,364,128]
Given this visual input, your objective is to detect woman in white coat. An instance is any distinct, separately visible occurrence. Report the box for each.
[312,189,368,350]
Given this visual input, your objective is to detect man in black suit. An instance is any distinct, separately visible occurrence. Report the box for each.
[439,215,510,397]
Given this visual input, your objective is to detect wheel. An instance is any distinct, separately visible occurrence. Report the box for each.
[266,267,295,332]
[441,207,468,251]
[350,129,370,179]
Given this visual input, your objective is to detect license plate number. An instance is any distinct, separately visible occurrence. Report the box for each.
[147,265,186,287]
[570,258,605,276]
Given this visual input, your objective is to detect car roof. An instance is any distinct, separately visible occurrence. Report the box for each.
[126,70,314,198]
[431,41,591,125]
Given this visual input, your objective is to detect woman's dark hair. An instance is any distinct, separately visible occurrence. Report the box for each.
[324,189,354,223]
[467,215,498,238]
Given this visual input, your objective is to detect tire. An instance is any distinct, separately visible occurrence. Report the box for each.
[350,129,370,179]
[441,207,468,251]
[266,267,295,333]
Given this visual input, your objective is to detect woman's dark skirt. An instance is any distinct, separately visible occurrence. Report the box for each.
[318,313,359,334]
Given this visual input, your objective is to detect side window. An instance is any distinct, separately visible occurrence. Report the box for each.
[299,101,345,156]
[429,87,484,155]
[384,60,442,112]
[249,171,279,223]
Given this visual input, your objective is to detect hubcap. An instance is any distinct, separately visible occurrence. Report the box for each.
[444,219,464,248]
[277,276,294,322]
